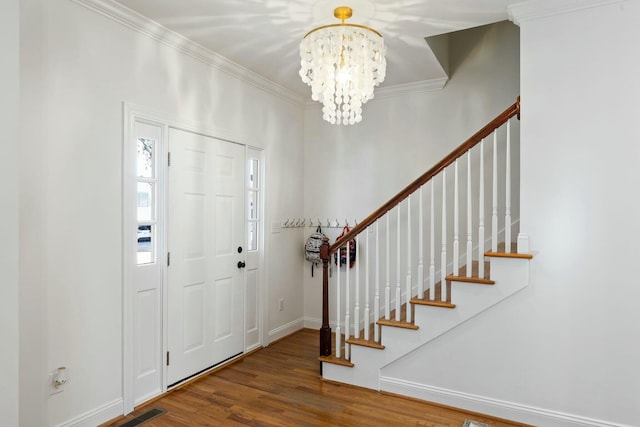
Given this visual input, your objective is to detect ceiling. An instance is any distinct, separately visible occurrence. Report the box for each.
[114,0,520,97]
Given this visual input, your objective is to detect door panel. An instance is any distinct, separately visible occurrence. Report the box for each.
[167,128,245,385]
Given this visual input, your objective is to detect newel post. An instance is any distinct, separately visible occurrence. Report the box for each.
[319,237,332,360]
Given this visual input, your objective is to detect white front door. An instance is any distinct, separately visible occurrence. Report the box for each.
[167,128,245,386]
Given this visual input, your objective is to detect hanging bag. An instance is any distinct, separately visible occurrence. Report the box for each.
[305,225,326,277]
[333,225,356,268]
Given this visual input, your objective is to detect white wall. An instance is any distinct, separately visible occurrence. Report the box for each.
[0,0,20,425]
[20,0,50,425]
[19,0,304,425]
[381,2,640,426]
[302,21,520,327]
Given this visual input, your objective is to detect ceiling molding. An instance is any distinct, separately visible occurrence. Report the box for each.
[70,0,306,106]
[375,78,448,100]
[304,77,448,109]
[508,0,626,25]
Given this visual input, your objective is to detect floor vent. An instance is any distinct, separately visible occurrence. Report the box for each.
[462,420,493,427]
[117,408,166,427]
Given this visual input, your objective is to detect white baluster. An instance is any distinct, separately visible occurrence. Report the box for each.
[479,140,486,279]
[364,228,370,341]
[406,195,412,324]
[429,180,435,301]
[344,241,350,360]
[466,150,473,277]
[374,220,380,342]
[336,249,341,358]
[492,130,498,252]
[354,234,360,339]
[441,169,448,303]
[418,186,424,297]
[453,160,459,276]
[505,120,512,253]
[395,205,401,321]
[385,214,390,320]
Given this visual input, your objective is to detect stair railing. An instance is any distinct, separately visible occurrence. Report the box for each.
[319,97,521,360]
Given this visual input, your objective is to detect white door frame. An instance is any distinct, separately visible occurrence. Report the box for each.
[122,103,266,414]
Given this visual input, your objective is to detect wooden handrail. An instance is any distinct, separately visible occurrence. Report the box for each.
[329,97,520,254]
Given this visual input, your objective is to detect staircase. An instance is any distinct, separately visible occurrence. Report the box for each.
[317,98,533,393]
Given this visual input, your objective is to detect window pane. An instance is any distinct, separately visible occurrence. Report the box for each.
[248,191,258,220]
[248,159,259,189]
[248,222,258,251]
[137,182,154,222]
[137,138,155,178]
[137,225,154,265]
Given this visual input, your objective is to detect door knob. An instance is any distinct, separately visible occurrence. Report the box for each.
[237,261,246,269]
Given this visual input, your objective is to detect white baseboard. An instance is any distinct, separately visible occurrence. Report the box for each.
[303,317,349,331]
[379,377,631,427]
[56,398,123,427]
[303,316,322,330]
[267,318,304,344]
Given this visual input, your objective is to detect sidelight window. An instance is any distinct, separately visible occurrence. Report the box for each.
[137,138,157,264]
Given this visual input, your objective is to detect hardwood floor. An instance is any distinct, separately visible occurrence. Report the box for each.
[106,329,530,427]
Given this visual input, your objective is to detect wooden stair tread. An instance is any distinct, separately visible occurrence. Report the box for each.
[446,260,494,284]
[318,355,354,367]
[446,275,495,285]
[377,318,419,330]
[411,297,456,308]
[411,286,456,308]
[485,242,533,259]
[485,251,533,259]
[346,336,385,349]
[319,332,353,367]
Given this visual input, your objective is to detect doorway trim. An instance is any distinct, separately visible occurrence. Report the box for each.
[122,103,266,414]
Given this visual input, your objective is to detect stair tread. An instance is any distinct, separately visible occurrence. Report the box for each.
[412,283,455,307]
[411,297,456,309]
[485,251,533,259]
[346,336,385,349]
[446,260,493,284]
[377,318,419,330]
[318,355,354,367]
[485,242,533,259]
[446,275,495,285]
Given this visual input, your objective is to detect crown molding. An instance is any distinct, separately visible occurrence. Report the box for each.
[70,0,305,106]
[375,77,448,100]
[304,77,448,108]
[508,0,626,26]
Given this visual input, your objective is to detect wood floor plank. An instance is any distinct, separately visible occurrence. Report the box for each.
[105,329,531,427]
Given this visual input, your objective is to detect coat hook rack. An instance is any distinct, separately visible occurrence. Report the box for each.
[305,218,358,228]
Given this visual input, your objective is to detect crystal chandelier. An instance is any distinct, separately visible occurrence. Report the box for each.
[299,6,386,125]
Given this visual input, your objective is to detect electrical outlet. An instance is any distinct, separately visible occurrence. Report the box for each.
[279,298,284,311]
[49,367,68,395]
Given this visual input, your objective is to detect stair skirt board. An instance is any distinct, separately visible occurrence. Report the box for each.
[379,377,628,427]
[321,257,531,393]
